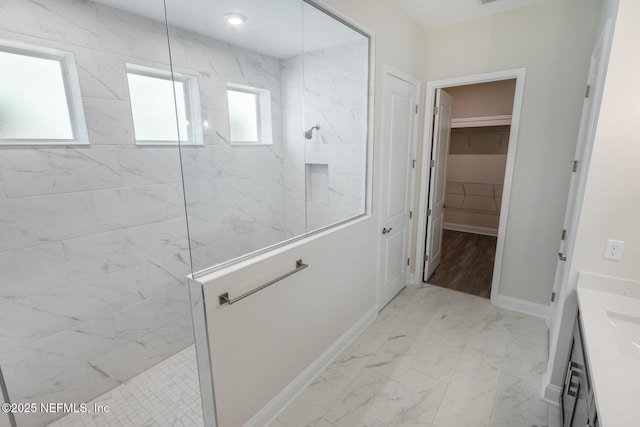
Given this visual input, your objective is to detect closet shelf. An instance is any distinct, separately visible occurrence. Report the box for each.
[445,181,503,216]
[450,115,512,128]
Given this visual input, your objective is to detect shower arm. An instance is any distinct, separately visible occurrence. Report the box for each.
[304,124,320,140]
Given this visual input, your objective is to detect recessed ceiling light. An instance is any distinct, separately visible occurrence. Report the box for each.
[224,13,246,26]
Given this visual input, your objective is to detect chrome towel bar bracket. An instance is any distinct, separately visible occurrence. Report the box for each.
[218,259,309,306]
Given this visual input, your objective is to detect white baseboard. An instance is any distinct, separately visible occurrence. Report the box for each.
[443,223,498,236]
[542,383,562,406]
[491,293,549,319]
[245,305,378,427]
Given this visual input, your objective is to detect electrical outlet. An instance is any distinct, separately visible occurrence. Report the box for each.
[604,239,624,261]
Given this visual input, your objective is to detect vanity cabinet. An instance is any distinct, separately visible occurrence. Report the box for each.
[561,313,598,427]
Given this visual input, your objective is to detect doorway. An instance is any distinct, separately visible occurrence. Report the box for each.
[415,69,526,303]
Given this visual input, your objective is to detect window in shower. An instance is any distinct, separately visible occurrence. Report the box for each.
[227,83,272,145]
[0,39,88,145]
[126,64,203,145]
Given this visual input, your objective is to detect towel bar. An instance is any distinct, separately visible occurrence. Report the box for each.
[218,259,309,306]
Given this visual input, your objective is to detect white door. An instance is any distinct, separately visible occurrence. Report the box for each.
[423,89,452,281]
[377,69,419,308]
[549,23,612,323]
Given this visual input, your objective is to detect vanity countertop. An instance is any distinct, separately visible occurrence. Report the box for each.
[576,272,640,427]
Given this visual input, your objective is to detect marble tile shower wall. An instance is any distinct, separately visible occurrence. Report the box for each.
[0,0,284,425]
[281,40,368,232]
[168,27,290,272]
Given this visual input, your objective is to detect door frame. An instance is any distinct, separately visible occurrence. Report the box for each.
[414,68,526,307]
[376,64,421,308]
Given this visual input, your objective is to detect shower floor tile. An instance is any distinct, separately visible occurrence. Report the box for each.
[48,345,203,427]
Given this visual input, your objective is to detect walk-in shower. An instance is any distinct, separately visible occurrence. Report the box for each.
[0,0,369,425]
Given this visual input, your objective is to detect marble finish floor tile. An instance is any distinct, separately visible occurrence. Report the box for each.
[48,345,203,427]
[274,285,552,427]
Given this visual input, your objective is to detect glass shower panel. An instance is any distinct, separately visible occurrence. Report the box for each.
[0,0,199,426]
[165,0,305,274]
[167,0,370,275]
[302,3,370,231]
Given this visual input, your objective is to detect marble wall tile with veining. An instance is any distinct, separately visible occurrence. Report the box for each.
[112,290,190,342]
[0,192,98,252]
[201,108,231,145]
[306,200,357,231]
[328,175,365,209]
[0,146,122,198]
[74,47,130,101]
[28,264,180,337]
[304,143,337,167]
[0,341,83,395]
[0,298,37,355]
[231,44,282,90]
[94,2,170,64]
[88,315,193,384]
[84,97,135,145]
[92,183,185,232]
[117,146,182,186]
[188,71,228,112]
[0,0,100,49]
[62,218,188,281]
[334,142,367,176]
[0,243,69,302]
[12,364,92,427]
[317,111,356,146]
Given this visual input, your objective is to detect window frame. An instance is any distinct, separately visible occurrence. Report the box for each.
[0,39,89,146]
[226,83,273,146]
[126,63,203,146]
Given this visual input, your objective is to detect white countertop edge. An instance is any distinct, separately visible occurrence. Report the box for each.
[576,271,640,427]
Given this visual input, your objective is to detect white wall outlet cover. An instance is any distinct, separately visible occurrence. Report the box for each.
[604,239,624,261]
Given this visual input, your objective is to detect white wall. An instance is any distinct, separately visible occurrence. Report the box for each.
[197,218,377,426]
[419,0,601,305]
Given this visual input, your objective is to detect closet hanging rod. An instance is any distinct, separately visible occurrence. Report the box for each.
[218,259,309,306]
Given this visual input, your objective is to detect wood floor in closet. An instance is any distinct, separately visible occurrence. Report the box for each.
[427,229,497,299]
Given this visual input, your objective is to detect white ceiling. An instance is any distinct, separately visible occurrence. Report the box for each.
[391,0,554,30]
[91,0,365,59]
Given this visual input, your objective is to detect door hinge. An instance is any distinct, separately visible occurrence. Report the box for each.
[429,159,435,168]
[409,211,413,219]
[427,208,432,216]
[424,254,429,262]
[433,106,439,116]
[585,85,591,98]
[558,252,567,261]
[572,160,578,173]
[551,291,556,302]
[412,159,416,169]
[561,229,567,240]
[415,104,419,114]
[407,257,410,266]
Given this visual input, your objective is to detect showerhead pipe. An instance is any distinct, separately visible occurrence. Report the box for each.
[304,124,320,140]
